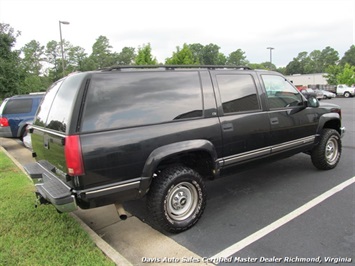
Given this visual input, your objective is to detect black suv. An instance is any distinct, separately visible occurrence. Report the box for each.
[24,66,345,233]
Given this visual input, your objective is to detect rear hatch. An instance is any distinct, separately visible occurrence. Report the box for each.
[31,73,88,184]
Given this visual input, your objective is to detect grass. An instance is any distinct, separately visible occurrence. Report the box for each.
[0,150,115,266]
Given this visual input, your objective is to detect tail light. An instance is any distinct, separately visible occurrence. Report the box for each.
[0,117,9,127]
[64,135,85,176]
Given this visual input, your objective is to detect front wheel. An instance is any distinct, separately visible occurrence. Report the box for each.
[147,165,206,233]
[343,92,350,98]
[311,129,341,170]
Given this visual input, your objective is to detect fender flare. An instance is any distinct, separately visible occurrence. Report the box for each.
[315,113,341,141]
[141,139,219,181]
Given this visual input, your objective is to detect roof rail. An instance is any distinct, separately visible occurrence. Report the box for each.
[101,65,252,71]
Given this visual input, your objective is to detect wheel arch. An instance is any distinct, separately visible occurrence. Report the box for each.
[316,113,341,137]
[142,140,220,182]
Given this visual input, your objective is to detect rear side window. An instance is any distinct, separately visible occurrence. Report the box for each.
[3,99,33,114]
[81,71,203,131]
[216,74,260,113]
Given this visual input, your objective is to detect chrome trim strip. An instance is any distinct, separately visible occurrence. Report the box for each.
[271,136,315,153]
[84,181,140,195]
[220,135,316,166]
[224,147,271,165]
[31,125,66,137]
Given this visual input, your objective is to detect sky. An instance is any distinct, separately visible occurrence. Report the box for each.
[0,0,354,67]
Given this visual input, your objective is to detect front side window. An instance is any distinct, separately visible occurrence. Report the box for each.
[216,74,260,113]
[262,75,303,109]
[3,99,33,114]
[81,71,203,131]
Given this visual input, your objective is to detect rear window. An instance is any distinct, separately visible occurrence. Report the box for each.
[81,71,203,132]
[2,99,33,114]
[34,74,85,132]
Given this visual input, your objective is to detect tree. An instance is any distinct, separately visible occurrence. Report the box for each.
[324,65,342,85]
[20,40,50,93]
[285,51,309,75]
[336,64,355,85]
[21,40,45,75]
[135,43,157,65]
[66,45,87,72]
[116,47,136,65]
[0,23,23,98]
[201,43,221,65]
[90,35,116,69]
[44,40,62,81]
[165,44,197,65]
[226,49,249,66]
[340,45,355,66]
[188,43,204,64]
[320,46,339,70]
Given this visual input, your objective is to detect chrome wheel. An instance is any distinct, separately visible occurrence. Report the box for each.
[325,136,339,165]
[166,182,198,221]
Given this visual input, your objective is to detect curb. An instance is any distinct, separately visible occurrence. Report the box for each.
[0,146,132,266]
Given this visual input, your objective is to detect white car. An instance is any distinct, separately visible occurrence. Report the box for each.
[336,84,355,97]
[320,90,336,99]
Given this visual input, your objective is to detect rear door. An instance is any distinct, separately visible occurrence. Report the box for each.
[211,71,271,166]
[32,74,85,182]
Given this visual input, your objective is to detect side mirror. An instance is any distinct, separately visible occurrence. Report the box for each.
[307,97,319,108]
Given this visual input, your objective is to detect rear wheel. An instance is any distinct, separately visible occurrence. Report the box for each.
[147,165,206,233]
[344,92,350,98]
[311,129,341,170]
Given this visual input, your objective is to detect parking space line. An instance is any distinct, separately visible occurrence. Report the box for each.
[211,177,355,260]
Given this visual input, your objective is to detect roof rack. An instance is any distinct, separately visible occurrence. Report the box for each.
[101,65,252,71]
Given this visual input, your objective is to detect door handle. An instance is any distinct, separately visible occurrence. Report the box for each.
[222,122,234,132]
[270,117,279,125]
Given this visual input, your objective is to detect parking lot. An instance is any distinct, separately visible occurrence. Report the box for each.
[1,97,354,265]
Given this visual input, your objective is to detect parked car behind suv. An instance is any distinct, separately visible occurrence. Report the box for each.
[0,93,44,140]
[24,66,345,233]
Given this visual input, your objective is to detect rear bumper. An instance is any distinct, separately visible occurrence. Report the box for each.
[0,127,13,138]
[24,161,148,212]
[24,161,78,212]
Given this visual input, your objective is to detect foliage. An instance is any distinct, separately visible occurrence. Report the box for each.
[0,151,114,266]
[116,47,136,65]
[336,63,355,85]
[135,43,157,65]
[165,43,198,65]
[226,49,249,66]
[0,23,24,98]
[324,63,355,85]
[90,35,116,69]
[340,45,355,66]
[324,65,342,85]
[285,47,339,75]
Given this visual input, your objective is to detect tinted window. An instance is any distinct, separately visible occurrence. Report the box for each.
[46,75,84,132]
[3,99,33,114]
[81,71,203,131]
[34,80,63,127]
[262,75,303,109]
[216,74,260,113]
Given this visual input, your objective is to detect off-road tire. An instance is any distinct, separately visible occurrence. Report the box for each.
[147,165,206,233]
[311,129,341,170]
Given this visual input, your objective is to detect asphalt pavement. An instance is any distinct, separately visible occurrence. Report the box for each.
[1,97,354,266]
